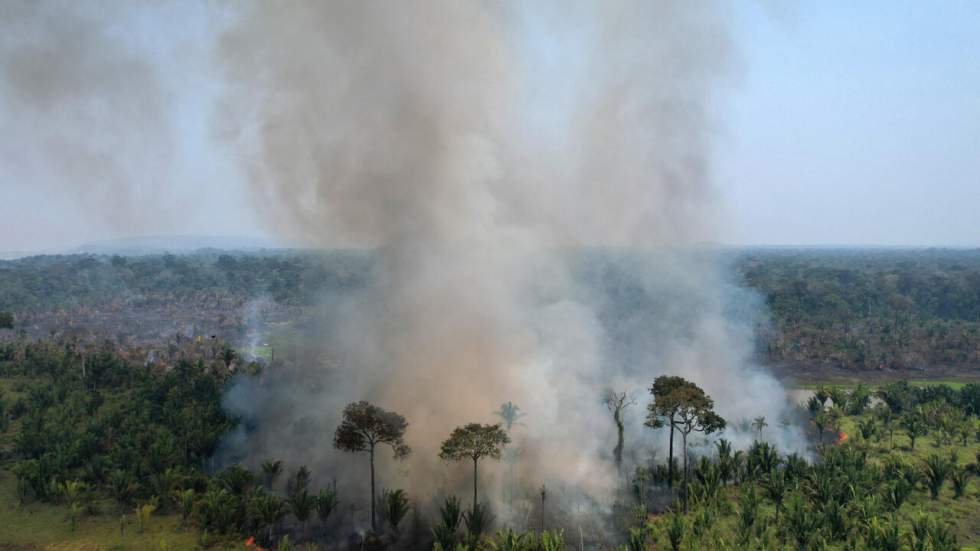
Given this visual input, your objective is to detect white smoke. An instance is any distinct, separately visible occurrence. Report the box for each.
[213,1,809,521]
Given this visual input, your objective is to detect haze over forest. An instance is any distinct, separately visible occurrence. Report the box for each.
[2,2,980,551]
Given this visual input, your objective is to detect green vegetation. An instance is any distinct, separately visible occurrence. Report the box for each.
[439,423,511,510]
[0,251,369,312]
[12,234,980,550]
[626,381,980,550]
[1,320,979,549]
[0,339,337,549]
[3,248,980,377]
[738,248,980,372]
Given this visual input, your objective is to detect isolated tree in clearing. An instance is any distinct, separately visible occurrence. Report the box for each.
[439,423,510,509]
[333,401,410,531]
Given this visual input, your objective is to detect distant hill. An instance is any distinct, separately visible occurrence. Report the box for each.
[0,251,37,261]
[68,235,285,256]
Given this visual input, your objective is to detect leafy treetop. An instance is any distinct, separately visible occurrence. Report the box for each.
[645,375,697,429]
[671,383,726,437]
[439,423,511,462]
[333,401,411,459]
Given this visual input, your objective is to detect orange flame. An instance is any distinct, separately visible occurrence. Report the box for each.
[837,431,848,443]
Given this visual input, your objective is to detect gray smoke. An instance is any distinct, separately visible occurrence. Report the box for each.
[216,0,808,520]
[0,0,174,239]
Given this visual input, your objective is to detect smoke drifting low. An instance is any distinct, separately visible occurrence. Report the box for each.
[216,0,806,518]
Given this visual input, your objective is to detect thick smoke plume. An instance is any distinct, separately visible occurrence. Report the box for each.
[217,0,805,523]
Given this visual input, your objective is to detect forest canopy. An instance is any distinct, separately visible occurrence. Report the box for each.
[1,248,979,373]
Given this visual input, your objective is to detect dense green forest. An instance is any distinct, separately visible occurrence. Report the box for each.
[2,339,980,550]
[737,249,980,372]
[1,248,979,374]
[0,251,369,311]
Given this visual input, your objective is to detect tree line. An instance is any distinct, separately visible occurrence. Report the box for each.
[3,337,980,549]
[4,248,980,373]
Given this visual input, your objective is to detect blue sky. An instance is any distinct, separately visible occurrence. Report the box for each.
[719,2,980,246]
[1,2,978,251]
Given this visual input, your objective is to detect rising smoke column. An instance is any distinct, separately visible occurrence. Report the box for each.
[217,0,806,513]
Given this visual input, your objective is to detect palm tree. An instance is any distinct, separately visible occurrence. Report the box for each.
[763,469,788,521]
[783,493,819,550]
[813,411,830,448]
[715,439,734,485]
[496,401,526,503]
[666,511,684,551]
[866,515,902,551]
[108,469,139,513]
[737,484,760,545]
[950,466,971,499]
[261,459,284,490]
[63,480,87,533]
[173,488,195,527]
[199,487,236,534]
[858,417,878,440]
[748,441,781,478]
[314,486,338,536]
[902,411,927,450]
[752,416,768,441]
[432,496,463,550]
[494,401,525,431]
[289,489,315,538]
[286,465,312,499]
[381,489,410,533]
[922,454,953,500]
[254,493,288,545]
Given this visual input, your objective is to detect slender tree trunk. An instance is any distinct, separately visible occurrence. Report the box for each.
[540,490,545,532]
[370,444,376,531]
[613,409,624,475]
[472,457,479,510]
[682,432,689,513]
[668,420,675,488]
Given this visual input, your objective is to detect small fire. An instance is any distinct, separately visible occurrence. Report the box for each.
[837,431,848,444]
[245,536,267,550]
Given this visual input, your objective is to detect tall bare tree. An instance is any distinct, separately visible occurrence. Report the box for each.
[605,389,635,475]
